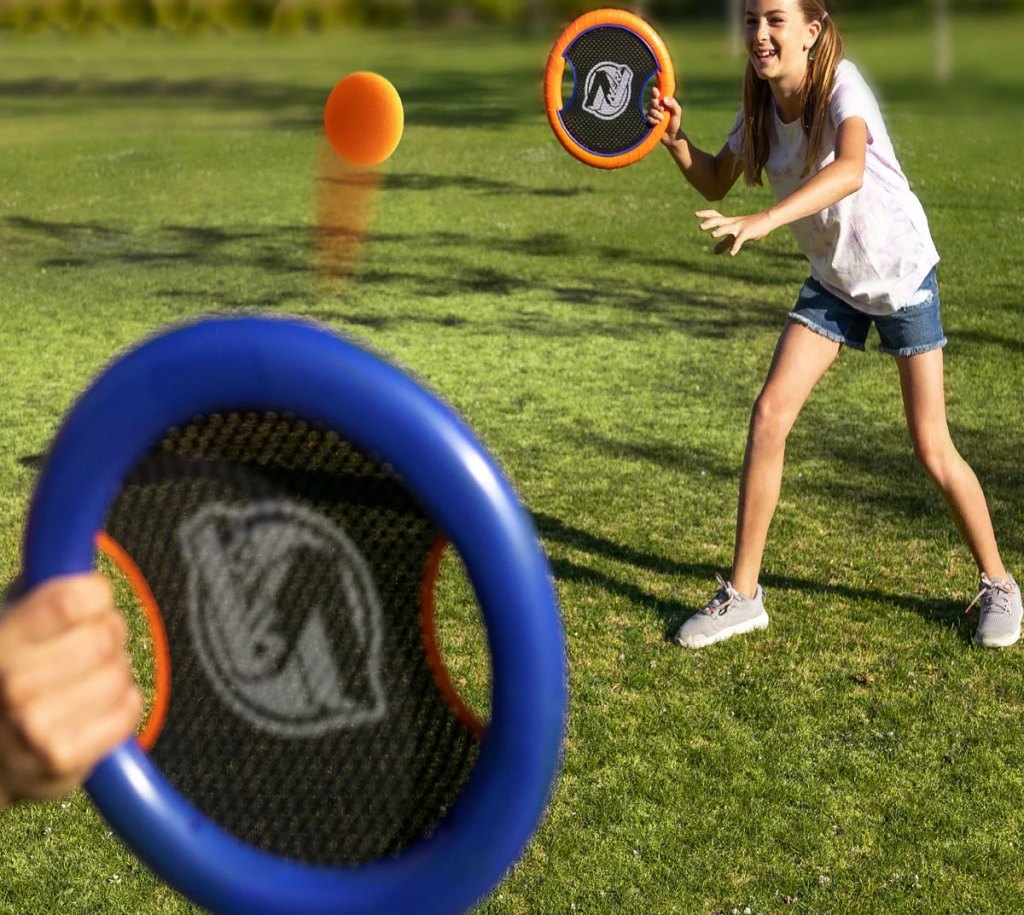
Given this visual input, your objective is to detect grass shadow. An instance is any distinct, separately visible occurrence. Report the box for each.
[534,511,975,644]
[0,65,549,130]
[3,213,795,339]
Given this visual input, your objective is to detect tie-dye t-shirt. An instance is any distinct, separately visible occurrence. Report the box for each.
[727,60,939,315]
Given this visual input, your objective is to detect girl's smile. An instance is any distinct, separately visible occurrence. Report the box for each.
[752,45,777,70]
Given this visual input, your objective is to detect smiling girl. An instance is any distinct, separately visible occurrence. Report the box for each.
[647,0,1021,649]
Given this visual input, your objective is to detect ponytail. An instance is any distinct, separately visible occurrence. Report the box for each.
[801,13,844,177]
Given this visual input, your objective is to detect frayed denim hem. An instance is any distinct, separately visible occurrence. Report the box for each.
[881,336,948,358]
[786,312,865,350]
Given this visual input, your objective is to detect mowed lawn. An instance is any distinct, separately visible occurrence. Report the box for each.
[1,12,1023,914]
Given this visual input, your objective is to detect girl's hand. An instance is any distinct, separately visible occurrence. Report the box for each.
[695,209,777,256]
[0,574,142,809]
[646,86,681,146]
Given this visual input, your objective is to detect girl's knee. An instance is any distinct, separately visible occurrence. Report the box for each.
[750,394,795,446]
[912,434,958,481]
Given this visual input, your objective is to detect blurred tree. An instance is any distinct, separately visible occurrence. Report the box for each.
[4,0,1024,34]
[466,0,529,24]
[78,0,156,29]
[151,0,187,27]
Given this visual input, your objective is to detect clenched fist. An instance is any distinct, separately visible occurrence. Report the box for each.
[0,574,142,809]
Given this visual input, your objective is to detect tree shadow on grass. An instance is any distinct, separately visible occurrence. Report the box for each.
[569,314,1023,544]
[2,212,794,339]
[570,428,740,484]
[533,511,973,644]
[0,65,550,130]
[7,214,306,269]
[361,66,543,128]
[0,76,325,123]
[9,444,977,645]
[947,328,1024,358]
[7,205,1021,351]
[628,249,808,296]
[322,170,592,198]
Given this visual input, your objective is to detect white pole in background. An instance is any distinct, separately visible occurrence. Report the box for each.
[728,0,742,58]
[935,0,952,83]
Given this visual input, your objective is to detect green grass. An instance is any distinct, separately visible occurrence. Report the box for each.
[2,12,1024,914]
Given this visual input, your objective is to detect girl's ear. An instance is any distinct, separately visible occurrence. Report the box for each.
[804,20,822,52]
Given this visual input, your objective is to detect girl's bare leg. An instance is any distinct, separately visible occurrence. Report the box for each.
[895,348,1006,578]
[731,322,841,597]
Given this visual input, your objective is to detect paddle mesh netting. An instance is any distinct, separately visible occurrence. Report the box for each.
[104,411,482,866]
[559,25,659,154]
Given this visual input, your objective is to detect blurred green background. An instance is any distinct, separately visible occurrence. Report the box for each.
[1,0,1022,32]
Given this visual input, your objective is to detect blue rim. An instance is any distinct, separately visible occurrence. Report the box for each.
[23,316,568,915]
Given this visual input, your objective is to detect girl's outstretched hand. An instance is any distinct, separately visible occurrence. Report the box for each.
[696,209,777,256]
[646,86,681,146]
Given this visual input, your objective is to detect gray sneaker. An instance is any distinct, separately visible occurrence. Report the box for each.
[969,574,1022,648]
[674,574,769,649]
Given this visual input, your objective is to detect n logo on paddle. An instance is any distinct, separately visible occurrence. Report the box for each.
[180,500,387,737]
[582,61,634,120]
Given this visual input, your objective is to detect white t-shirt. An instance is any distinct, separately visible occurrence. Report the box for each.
[727,59,939,314]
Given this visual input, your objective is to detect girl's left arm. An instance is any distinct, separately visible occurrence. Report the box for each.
[696,116,868,256]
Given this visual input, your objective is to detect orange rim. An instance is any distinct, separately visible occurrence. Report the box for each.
[95,532,171,752]
[419,536,487,739]
[544,8,676,170]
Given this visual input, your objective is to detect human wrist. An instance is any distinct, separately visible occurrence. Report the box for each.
[763,205,783,232]
[661,130,686,151]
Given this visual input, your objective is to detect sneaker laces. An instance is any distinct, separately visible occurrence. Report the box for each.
[702,573,740,616]
[964,574,1017,615]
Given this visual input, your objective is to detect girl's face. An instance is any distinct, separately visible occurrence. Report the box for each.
[744,0,821,84]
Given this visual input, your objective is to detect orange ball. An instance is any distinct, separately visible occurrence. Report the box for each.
[323,71,404,167]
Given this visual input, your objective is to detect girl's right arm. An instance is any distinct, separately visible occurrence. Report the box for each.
[647,87,742,202]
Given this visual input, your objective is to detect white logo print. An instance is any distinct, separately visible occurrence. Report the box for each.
[180,501,387,737]
[582,61,634,120]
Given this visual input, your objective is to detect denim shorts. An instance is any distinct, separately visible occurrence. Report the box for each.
[787,267,946,357]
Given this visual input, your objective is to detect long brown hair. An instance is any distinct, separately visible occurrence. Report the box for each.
[740,1,844,186]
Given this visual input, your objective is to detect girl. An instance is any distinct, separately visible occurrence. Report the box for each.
[646,0,1021,649]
